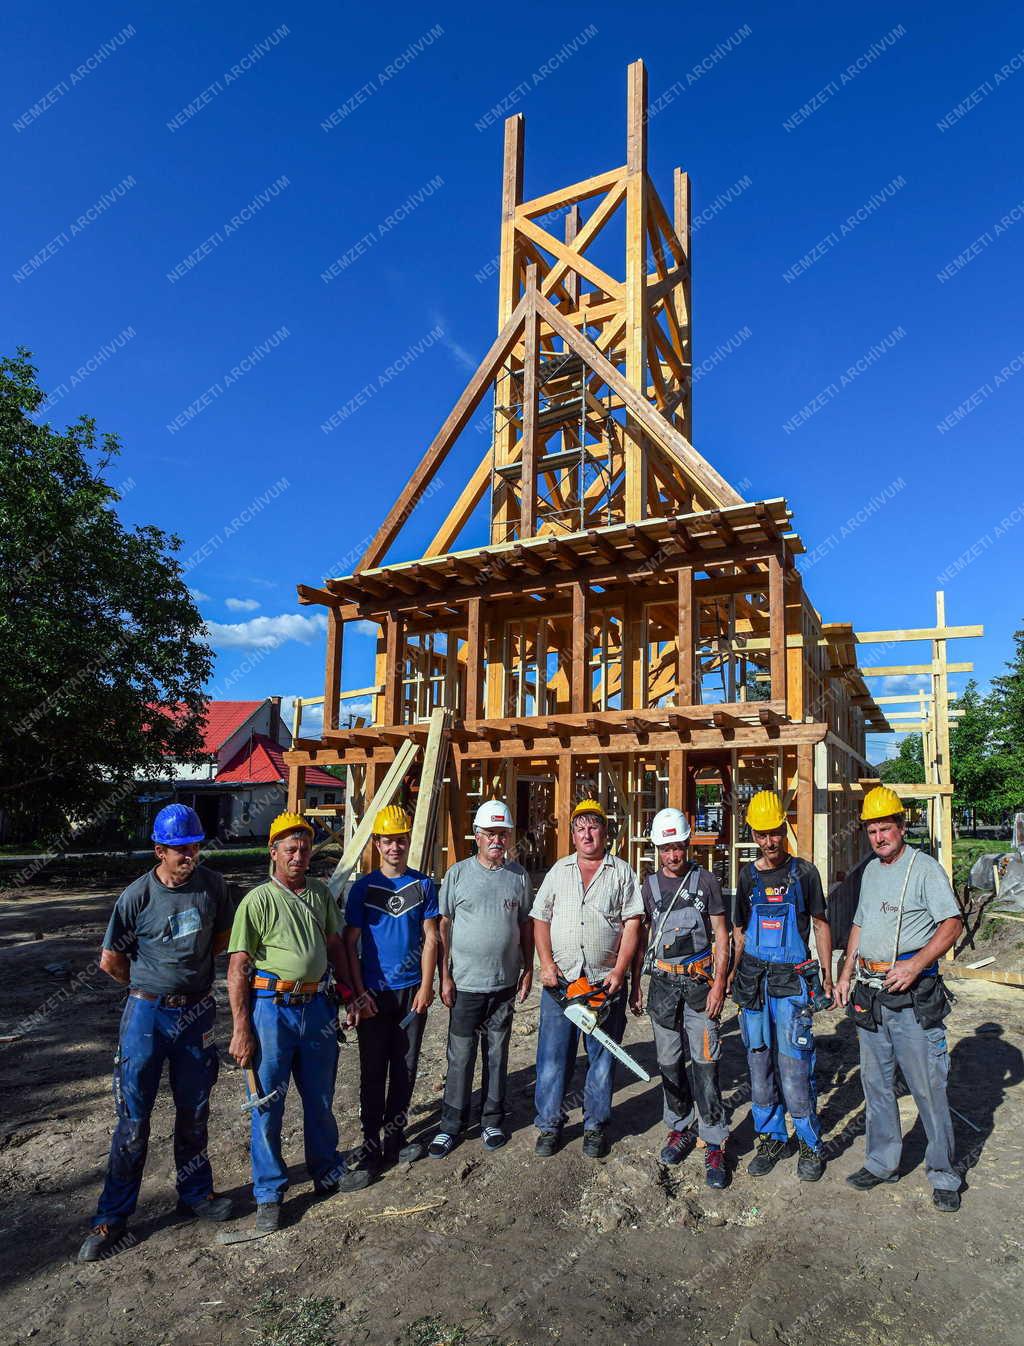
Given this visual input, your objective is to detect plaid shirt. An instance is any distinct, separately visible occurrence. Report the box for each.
[530,853,644,980]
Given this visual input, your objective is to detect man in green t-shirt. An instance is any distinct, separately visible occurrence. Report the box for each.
[227,811,355,1234]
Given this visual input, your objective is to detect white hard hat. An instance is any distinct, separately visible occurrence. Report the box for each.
[473,799,514,830]
[650,807,691,847]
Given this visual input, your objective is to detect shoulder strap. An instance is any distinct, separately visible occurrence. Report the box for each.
[273,879,329,945]
[890,849,919,964]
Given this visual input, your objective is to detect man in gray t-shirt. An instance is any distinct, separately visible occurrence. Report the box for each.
[836,787,963,1211]
[429,801,534,1159]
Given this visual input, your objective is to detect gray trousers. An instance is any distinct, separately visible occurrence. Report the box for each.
[439,986,516,1134]
[649,1002,729,1146]
[857,1004,958,1191]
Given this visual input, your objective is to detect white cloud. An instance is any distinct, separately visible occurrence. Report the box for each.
[354,619,380,637]
[206,612,327,651]
[874,674,928,696]
[432,312,477,372]
[225,597,261,612]
[189,588,211,601]
[341,699,373,725]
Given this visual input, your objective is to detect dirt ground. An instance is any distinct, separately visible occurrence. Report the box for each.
[2,867,1023,1346]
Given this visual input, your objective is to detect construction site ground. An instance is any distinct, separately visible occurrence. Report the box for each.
[2,861,1023,1346]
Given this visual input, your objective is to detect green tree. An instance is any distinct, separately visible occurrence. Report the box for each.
[877,732,924,785]
[950,680,1003,831]
[0,350,212,843]
[988,625,1024,819]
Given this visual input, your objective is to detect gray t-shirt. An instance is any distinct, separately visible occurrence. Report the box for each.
[642,865,725,960]
[853,847,960,961]
[438,856,533,993]
[103,865,233,995]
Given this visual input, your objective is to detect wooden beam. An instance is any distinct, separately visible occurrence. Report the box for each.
[383,615,404,725]
[466,596,484,722]
[677,565,694,702]
[520,274,539,538]
[326,739,421,897]
[557,752,573,851]
[323,609,343,734]
[853,625,984,643]
[297,583,342,607]
[517,165,625,219]
[860,662,973,677]
[625,58,648,523]
[409,706,452,872]
[769,550,787,704]
[572,579,589,714]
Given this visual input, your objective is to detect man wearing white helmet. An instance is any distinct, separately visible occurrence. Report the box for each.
[631,808,730,1188]
[427,800,534,1159]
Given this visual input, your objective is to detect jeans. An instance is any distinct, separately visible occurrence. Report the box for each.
[439,986,516,1134]
[356,984,426,1157]
[740,982,822,1150]
[248,993,343,1205]
[94,993,219,1226]
[534,987,627,1133]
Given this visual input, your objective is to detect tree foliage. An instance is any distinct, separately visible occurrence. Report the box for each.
[878,732,924,785]
[0,349,212,842]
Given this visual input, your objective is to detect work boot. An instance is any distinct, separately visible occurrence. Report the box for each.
[659,1127,698,1166]
[796,1139,825,1183]
[933,1188,961,1213]
[845,1166,899,1191]
[77,1221,131,1263]
[176,1193,233,1222]
[583,1128,608,1159]
[535,1130,561,1158]
[255,1203,281,1234]
[704,1145,728,1189]
[747,1134,791,1177]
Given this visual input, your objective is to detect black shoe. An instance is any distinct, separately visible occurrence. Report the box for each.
[176,1193,233,1222]
[797,1140,825,1183]
[659,1127,698,1166]
[704,1145,728,1189]
[747,1134,791,1177]
[255,1203,281,1234]
[535,1130,561,1158]
[396,1139,426,1163]
[933,1188,961,1213]
[336,1160,378,1193]
[583,1129,608,1159]
[845,1166,899,1191]
[77,1222,131,1263]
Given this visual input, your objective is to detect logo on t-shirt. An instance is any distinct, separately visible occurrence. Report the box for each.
[764,884,787,903]
[387,893,406,914]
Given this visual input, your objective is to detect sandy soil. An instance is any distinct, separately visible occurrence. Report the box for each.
[1,870,1023,1346]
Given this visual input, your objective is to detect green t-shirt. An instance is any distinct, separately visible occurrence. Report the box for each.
[228,876,338,983]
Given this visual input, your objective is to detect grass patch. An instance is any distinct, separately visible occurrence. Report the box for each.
[953,838,1012,891]
[251,1290,342,1346]
[399,1319,470,1346]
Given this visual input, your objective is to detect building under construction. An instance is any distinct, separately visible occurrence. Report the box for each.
[285,60,979,894]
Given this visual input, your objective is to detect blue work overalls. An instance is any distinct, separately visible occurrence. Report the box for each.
[739,859,822,1150]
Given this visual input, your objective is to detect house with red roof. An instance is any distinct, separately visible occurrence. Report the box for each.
[140,697,342,842]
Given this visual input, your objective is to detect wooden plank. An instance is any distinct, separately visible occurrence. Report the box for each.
[498,114,525,325]
[358,292,531,570]
[674,167,692,441]
[297,583,342,607]
[945,964,1024,989]
[853,625,984,643]
[564,203,581,307]
[519,276,539,538]
[409,706,452,872]
[860,662,973,677]
[557,752,573,852]
[541,180,626,302]
[572,579,589,713]
[517,165,626,219]
[677,565,694,702]
[516,214,624,300]
[287,764,306,814]
[445,751,466,864]
[466,596,484,721]
[625,58,648,523]
[797,743,814,860]
[769,551,786,704]
[383,615,404,725]
[323,609,343,734]
[326,739,420,897]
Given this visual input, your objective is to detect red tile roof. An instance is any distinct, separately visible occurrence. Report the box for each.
[218,734,339,788]
[198,701,265,755]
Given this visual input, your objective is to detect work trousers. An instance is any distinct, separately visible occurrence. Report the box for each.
[857,1004,958,1190]
[356,983,426,1157]
[534,987,627,1134]
[439,985,516,1134]
[248,993,343,1205]
[740,984,822,1150]
[649,976,729,1145]
[94,993,218,1226]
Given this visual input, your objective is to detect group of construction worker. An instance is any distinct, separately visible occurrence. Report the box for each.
[78,778,964,1260]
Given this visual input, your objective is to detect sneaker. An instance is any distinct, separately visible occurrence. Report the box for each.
[428,1132,458,1159]
[582,1128,608,1159]
[845,1166,899,1191]
[77,1222,130,1263]
[933,1188,961,1213]
[481,1127,508,1151]
[535,1130,560,1158]
[659,1128,698,1166]
[255,1203,281,1234]
[176,1193,233,1222]
[747,1134,791,1177]
[797,1140,825,1183]
[704,1145,728,1189]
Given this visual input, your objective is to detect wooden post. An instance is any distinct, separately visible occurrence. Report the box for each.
[677,565,694,702]
[446,752,467,865]
[287,764,306,814]
[323,609,343,733]
[769,551,787,706]
[557,752,573,852]
[624,59,649,522]
[519,268,539,539]
[383,615,404,726]
[673,167,692,442]
[813,739,829,889]
[797,744,814,861]
[494,114,526,543]
[466,596,483,721]
[669,749,688,815]
[571,579,590,713]
[564,204,581,308]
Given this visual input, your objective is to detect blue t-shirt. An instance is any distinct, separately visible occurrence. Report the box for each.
[345,867,439,991]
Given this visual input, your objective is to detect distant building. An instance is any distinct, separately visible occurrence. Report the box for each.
[139,697,342,842]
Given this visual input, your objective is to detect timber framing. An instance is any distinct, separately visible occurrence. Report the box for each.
[286,60,983,909]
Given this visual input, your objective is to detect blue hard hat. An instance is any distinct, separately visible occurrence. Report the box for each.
[152,803,205,846]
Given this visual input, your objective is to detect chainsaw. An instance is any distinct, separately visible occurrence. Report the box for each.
[556,976,651,1083]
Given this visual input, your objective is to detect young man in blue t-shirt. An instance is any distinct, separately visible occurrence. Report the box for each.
[341,804,439,1186]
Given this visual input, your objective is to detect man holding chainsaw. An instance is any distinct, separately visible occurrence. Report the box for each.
[835,786,962,1211]
[532,800,645,1158]
[631,808,730,1188]
[730,790,833,1183]
[226,811,356,1234]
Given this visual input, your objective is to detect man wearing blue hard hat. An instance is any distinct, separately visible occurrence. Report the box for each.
[78,803,235,1262]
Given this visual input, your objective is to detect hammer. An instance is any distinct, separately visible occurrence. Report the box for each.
[241,1065,277,1112]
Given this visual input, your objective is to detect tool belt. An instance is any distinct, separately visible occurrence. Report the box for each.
[649,954,714,1023]
[731,952,804,1009]
[848,952,950,1032]
[251,973,321,1003]
[654,954,713,981]
[129,988,212,1008]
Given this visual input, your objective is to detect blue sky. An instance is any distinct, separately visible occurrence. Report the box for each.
[7,1,1024,759]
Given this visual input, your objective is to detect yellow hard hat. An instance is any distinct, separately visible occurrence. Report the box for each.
[269,811,314,845]
[745,790,786,832]
[571,799,606,822]
[374,804,412,836]
[860,785,904,822]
